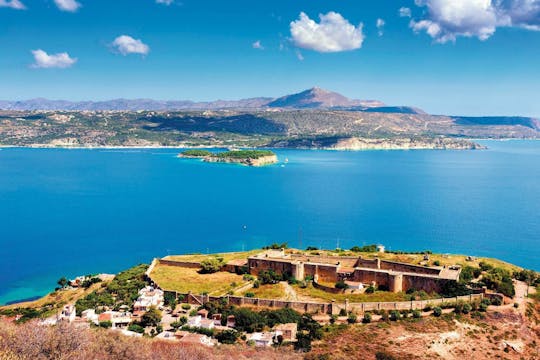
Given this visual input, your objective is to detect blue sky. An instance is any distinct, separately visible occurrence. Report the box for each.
[1,0,540,116]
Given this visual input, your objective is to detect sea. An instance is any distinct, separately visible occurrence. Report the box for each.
[0,140,538,305]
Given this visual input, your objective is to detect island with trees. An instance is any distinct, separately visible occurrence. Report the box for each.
[178,149,278,166]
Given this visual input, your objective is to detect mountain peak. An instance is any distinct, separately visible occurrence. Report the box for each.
[267,87,381,109]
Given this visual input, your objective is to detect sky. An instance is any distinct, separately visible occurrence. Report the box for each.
[1,0,540,116]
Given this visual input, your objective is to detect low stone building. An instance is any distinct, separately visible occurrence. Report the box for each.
[247,250,460,293]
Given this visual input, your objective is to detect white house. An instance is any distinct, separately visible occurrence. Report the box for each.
[247,332,276,347]
[133,286,164,315]
[98,311,133,329]
[187,315,215,330]
[81,309,99,325]
[58,305,76,323]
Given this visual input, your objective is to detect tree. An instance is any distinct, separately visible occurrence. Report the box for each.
[258,269,281,285]
[57,277,69,289]
[141,306,162,327]
[362,313,372,323]
[335,281,348,290]
[432,307,442,317]
[347,313,357,324]
[199,257,224,274]
[216,330,239,344]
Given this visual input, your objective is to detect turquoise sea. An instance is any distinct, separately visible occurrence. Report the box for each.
[0,140,539,305]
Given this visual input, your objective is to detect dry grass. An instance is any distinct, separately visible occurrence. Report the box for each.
[293,283,421,303]
[240,284,287,300]
[163,250,260,264]
[150,264,246,295]
[0,281,108,312]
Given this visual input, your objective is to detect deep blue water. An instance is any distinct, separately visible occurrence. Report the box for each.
[1,141,539,305]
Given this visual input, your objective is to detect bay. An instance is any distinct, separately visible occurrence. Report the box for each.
[0,140,538,305]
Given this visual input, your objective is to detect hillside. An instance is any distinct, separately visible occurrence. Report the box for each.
[0,108,538,149]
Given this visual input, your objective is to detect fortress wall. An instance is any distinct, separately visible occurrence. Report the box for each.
[350,269,391,288]
[157,259,201,269]
[354,258,380,269]
[379,260,440,276]
[402,275,446,293]
[248,258,295,277]
[290,254,358,268]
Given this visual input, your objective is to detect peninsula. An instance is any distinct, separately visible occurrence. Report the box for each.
[178,149,278,166]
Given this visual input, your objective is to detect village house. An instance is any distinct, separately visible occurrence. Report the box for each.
[247,332,276,347]
[133,286,164,315]
[226,315,236,328]
[174,331,217,347]
[274,323,298,342]
[58,305,76,323]
[98,311,132,329]
[211,313,222,326]
[81,309,99,324]
[187,315,215,329]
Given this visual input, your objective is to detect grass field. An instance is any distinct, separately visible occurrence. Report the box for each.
[293,283,432,303]
[239,284,288,300]
[150,264,247,295]
[163,250,260,264]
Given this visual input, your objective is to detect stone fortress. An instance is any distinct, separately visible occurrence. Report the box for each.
[247,249,461,293]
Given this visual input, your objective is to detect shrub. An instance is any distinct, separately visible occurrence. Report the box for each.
[432,307,442,317]
[258,270,282,285]
[335,281,348,290]
[433,260,441,266]
[490,296,503,306]
[99,321,112,328]
[245,292,255,298]
[181,303,191,310]
[412,310,421,319]
[199,257,224,274]
[339,309,347,317]
[243,274,254,281]
[513,303,519,308]
[216,330,239,344]
[253,280,260,288]
[330,315,338,324]
[423,305,432,312]
[362,313,372,323]
[347,313,357,324]
[389,310,400,321]
[141,306,162,328]
[380,310,389,321]
[479,303,488,312]
[462,303,472,314]
[365,285,375,294]
[128,324,145,333]
[375,351,397,360]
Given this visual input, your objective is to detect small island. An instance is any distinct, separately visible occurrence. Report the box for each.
[178,149,278,166]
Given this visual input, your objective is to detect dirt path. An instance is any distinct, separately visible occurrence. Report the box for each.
[281,282,298,301]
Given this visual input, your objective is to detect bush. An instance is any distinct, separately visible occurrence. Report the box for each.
[128,324,145,333]
[347,313,357,324]
[375,351,397,360]
[258,270,282,285]
[245,292,255,298]
[513,303,519,309]
[216,330,239,344]
[330,314,338,324]
[432,307,442,317]
[350,245,377,253]
[181,303,191,310]
[365,285,375,294]
[141,306,162,328]
[389,310,400,321]
[433,260,441,266]
[253,280,260,288]
[339,309,347,317]
[199,257,224,274]
[380,310,389,321]
[362,313,372,323]
[490,296,503,306]
[479,303,488,312]
[462,303,472,314]
[99,321,112,328]
[412,310,421,319]
[335,281,348,290]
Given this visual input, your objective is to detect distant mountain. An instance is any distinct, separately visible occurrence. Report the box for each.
[0,87,386,111]
[267,87,384,109]
[361,106,426,115]
[451,116,540,130]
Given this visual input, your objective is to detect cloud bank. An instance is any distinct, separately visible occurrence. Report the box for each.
[111,35,150,56]
[54,0,81,12]
[0,0,25,10]
[411,0,540,43]
[31,49,77,68]
[290,12,364,52]
[156,0,173,5]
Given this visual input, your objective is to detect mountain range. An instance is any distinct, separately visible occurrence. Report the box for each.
[0,87,415,113]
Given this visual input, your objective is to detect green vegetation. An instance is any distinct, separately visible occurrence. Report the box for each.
[214,150,275,159]
[433,307,442,317]
[75,264,149,315]
[199,257,225,274]
[140,306,162,327]
[181,149,213,157]
[350,244,377,253]
[262,242,288,250]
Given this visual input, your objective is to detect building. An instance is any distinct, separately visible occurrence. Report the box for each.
[247,250,460,293]
[187,315,215,329]
[175,331,217,347]
[247,332,276,347]
[133,286,164,315]
[274,323,297,342]
[58,305,76,323]
[81,309,99,324]
[98,311,132,329]
[211,313,222,326]
[226,315,236,328]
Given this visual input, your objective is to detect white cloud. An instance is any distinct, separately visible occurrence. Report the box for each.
[399,7,412,18]
[111,35,150,56]
[156,0,173,5]
[290,12,365,52]
[295,50,304,61]
[54,0,81,12]
[0,0,25,10]
[31,49,77,69]
[252,40,264,50]
[411,0,540,43]
[376,18,385,36]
